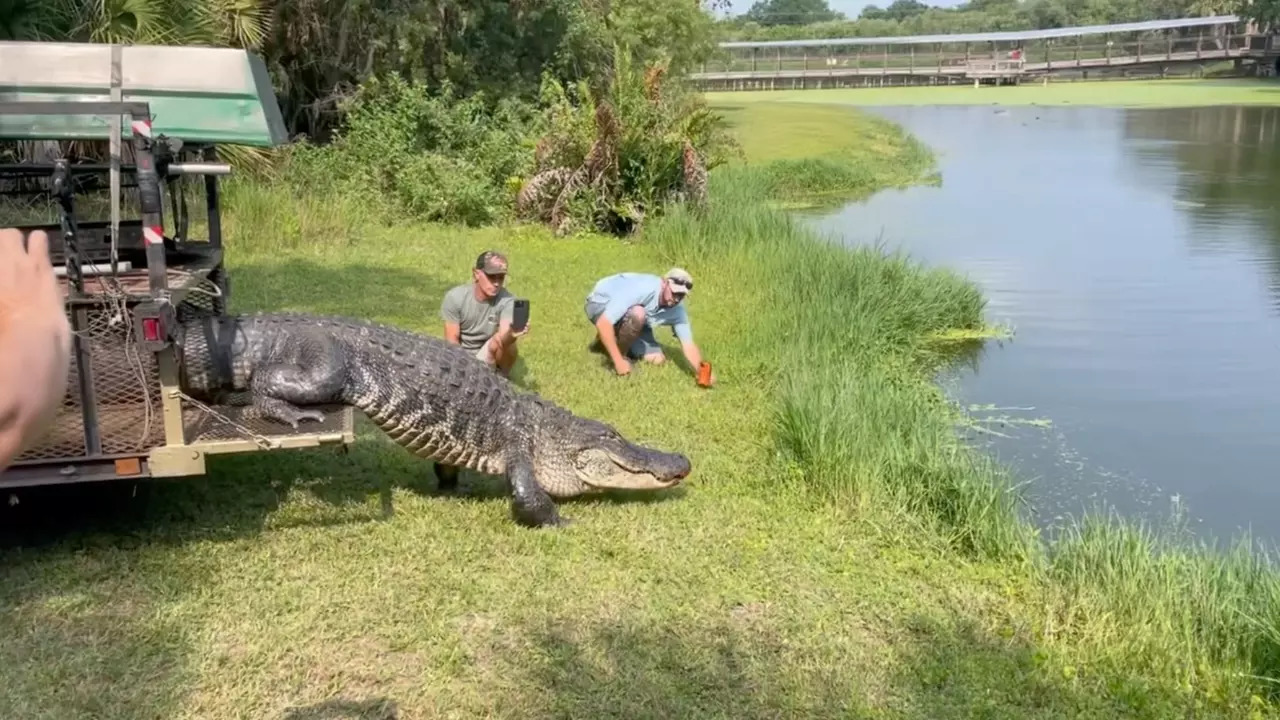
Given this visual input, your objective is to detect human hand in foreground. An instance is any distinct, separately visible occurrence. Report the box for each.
[0,228,71,470]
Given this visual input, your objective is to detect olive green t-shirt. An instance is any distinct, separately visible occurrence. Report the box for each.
[441,283,514,351]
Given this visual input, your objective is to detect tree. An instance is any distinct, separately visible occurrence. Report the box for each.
[743,0,842,26]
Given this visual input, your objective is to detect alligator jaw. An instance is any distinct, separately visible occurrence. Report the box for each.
[581,471,685,491]
[574,447,692,492]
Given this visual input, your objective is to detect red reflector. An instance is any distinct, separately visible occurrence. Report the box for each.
[142,317,161,341]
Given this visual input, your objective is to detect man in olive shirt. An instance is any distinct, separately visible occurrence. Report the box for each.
[441,250,527,377]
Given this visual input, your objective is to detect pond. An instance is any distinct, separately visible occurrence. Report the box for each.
[811,101,1280,546]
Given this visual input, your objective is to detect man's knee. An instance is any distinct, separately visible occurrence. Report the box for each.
[497,340,518,364]
[618,305,646,336]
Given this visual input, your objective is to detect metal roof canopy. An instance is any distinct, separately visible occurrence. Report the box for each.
[0,40,289,146]
[718,14,1243,49]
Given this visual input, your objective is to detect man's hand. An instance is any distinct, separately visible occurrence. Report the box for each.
[680,341,710,382]
[613,357,632,376]
[496,319,529,345]
[502,319,530,340]
[0,228,71,470]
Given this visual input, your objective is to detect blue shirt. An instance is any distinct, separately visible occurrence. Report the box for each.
[586,272,693,343]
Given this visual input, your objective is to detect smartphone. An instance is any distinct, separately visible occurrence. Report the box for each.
[511,298,529,332]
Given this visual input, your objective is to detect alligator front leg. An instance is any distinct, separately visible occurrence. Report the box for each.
[506,452,568,528]
[435,463,459,493]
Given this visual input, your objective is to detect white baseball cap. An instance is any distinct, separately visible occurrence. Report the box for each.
[665,267,693,295]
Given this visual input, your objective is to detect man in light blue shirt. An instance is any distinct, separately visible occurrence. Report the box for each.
[583,267,712,383]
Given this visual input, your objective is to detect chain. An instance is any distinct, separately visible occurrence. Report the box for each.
[172,389,280,450]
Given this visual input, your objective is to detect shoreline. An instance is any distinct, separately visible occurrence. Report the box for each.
[698,98,1280,716]
[704,77,1280,109]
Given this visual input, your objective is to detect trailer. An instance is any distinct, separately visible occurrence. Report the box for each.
[0,40,355,489]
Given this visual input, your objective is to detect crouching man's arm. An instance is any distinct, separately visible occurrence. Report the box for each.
[491,302,529,353]
[443,321,461,345]
[673,320,713,386]
[441,289,463,345]
[596,313,631,376]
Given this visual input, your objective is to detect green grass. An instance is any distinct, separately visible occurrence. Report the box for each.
[706,77,1280,108]
[713,100,939,209]
[4,95,1280,719]
[714,101,916,163]
[701,98,1280,716]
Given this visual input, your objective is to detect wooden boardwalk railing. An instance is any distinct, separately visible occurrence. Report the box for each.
[690,15,1273,90]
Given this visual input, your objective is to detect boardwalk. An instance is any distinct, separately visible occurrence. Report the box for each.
[691,15,1274,91]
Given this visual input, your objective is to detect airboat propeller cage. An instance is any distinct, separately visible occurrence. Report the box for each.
[0,41,288,147]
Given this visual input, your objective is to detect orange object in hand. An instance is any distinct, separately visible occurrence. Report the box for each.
[696,361,713,388]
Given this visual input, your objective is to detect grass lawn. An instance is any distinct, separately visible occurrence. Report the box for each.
[712,100,915,164]
[1,96,1275,719]
[0,224,1044,720]
[705,77,1280,108]
[709,100,938,209]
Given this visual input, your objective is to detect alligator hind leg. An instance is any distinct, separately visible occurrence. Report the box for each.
[248,332,347,429]
[247,395,327,429]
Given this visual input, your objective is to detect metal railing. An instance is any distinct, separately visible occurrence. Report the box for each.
[692,22,1256,83]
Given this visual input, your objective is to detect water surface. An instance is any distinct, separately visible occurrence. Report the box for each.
[812,103,1280,545]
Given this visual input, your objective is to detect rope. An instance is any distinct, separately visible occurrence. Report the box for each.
[172,390,280,450]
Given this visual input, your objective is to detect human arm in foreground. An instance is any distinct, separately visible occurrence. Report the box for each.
[0,229,71,470]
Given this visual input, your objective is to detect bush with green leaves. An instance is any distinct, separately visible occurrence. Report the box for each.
[516,47,740,237]
[282,74,540,227]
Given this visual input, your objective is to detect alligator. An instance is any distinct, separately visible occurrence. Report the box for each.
[172,312,691,528]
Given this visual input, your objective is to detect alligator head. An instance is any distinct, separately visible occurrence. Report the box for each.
[532,408,691,498]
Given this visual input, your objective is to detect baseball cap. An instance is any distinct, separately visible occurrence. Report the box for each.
[665,267,693,296]
[475,250,508,275]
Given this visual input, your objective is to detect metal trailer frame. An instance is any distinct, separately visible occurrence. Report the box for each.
[0,98,354,490]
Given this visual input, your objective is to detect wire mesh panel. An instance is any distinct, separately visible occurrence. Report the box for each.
[15,349,88,461]
[13,295,165,463]
[183,403,352,444]
[176,265,226,321]
[86,304,164,454]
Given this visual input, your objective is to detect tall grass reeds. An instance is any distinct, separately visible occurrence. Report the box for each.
[645,163,1036,561]
[645,151,1280,711]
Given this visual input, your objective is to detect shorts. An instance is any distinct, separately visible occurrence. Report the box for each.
[584,299,661,359]
[472,335,499,365]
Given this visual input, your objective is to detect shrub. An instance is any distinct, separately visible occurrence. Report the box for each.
[517,47,739,236]
[283,74,540,227]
